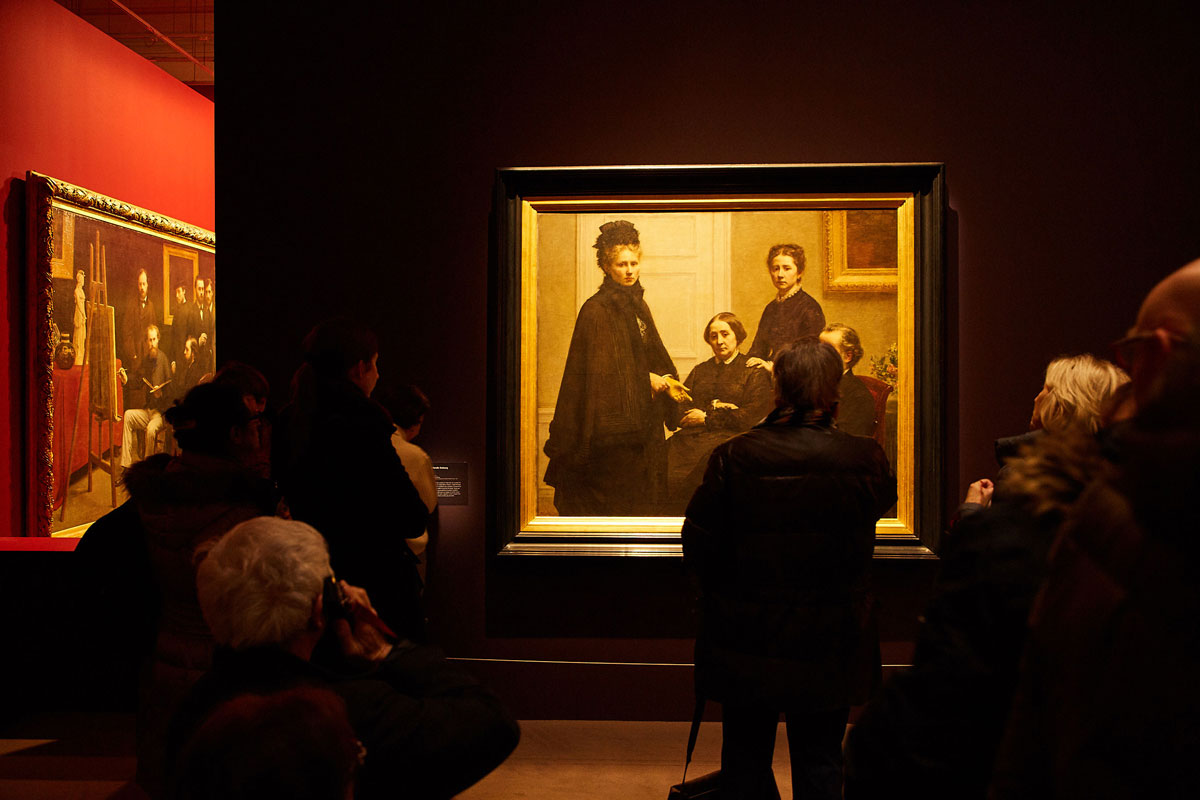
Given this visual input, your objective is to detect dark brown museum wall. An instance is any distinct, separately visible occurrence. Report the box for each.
[217,2,1198,719]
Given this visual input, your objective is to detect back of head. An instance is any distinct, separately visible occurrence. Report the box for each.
[301,317,378,382]
[213,362,270,409]
[1136,259,1200,339]
[173,686,358,800]
[165,382,255,457]
[1038,354,1130,435]
[773,337,843,413]
[376,383,430,429]
[822,322,863,369]
[196,517,330,650]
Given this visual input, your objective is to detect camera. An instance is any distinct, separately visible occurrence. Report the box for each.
[322,576,352,623]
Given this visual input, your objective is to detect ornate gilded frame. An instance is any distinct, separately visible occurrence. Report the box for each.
[25,171,216,537]
[489,164,945,558]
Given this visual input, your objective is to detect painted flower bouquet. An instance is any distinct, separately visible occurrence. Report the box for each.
[869,342,898,387]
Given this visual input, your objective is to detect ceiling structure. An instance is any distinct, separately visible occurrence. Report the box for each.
[53,0,214,100]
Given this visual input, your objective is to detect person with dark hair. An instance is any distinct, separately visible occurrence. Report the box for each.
[745,243,826,365]
[683,337,896,799]
[663,312,773,510]
[820,323,876,437]
[212,361,273,478]
[120,266,159,387]
[275,317,429,640]
[197,277,215,373]
[172,687,360,800]
[114,380,277,797]
[543,219,686,515]
[173,337,202,399]
[120,323,174,471]
[378,383,436,559]
[170,517,520,800]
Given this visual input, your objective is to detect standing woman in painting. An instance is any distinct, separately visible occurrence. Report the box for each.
[543,220,683,516]
[746,243,826,365]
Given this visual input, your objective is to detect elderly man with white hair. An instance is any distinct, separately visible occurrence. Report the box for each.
[168,516,519,800]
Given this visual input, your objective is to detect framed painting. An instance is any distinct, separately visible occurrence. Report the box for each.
[489,164,945,557]
[26,172,216,537]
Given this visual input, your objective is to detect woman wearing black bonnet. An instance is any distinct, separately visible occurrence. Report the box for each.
[543,220,683,515]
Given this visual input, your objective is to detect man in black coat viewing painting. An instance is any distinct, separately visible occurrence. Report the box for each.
[683,337,896,800]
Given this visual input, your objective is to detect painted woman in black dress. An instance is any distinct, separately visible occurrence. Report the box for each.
[543,220,680,516]
[746,243,826,365]
[664,312,774,510]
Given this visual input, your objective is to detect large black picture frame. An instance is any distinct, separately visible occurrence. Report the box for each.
[489,163,945,558]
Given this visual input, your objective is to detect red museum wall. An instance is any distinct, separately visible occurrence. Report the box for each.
[0,0,214,540]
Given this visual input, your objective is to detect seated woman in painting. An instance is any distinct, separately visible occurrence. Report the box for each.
[664,312,774,511]
[746,243,826,366]
[543,220,685,516]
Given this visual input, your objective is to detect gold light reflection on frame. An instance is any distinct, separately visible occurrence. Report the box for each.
[513,193,925,557]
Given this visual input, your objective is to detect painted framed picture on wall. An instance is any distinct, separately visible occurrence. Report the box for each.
[489,164,945,557]
[26,172,216,537]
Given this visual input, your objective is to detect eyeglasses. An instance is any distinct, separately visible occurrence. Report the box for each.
[1110,329,1185,370]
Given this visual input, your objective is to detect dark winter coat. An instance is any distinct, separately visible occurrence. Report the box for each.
[123,450,277,797]
[276,379,429,639]
[682,405,896,709]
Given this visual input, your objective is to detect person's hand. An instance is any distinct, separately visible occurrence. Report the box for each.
[117,367,128,385]
[712,400,738,410]
[171,360,177,374]
[662,375,692,404]
[963,478,994,508]
[339,580,378,616]
[680,409,706,427]
[199,332,208,347]
[649,372,667,394]
[745,357,771,371]
[333,581,391,663]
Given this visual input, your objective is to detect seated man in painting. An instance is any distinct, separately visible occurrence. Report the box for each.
[119,323,172,471]
[173,336,204,401]
[820,323,876,438]
[664,312,773,511]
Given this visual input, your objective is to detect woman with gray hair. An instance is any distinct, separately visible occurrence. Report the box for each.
[173,516,520,800]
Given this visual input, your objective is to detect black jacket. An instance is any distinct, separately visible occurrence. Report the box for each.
[682,406,896,708]
[276,379,429,639]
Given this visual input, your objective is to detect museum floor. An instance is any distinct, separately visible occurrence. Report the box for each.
[0,713,809,798]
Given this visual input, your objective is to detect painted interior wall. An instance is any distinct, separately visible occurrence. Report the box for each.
[0,0,214,537]
[215,2,1198,719]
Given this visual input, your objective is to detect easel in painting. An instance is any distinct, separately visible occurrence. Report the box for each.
[81,232,120,511]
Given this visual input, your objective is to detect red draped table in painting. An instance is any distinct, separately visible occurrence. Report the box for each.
[52,362,123,512]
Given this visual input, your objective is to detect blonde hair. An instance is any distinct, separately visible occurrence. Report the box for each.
[1035,354,1129,435]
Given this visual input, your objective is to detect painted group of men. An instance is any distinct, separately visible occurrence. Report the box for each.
[117,270,216,470]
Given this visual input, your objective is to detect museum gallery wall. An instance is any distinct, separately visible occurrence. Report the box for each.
[211,4,1197,718]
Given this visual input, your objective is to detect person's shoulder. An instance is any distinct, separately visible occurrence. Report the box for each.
[794,288,822,309]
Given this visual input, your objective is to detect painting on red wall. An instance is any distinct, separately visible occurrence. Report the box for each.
[26,172,216,537]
